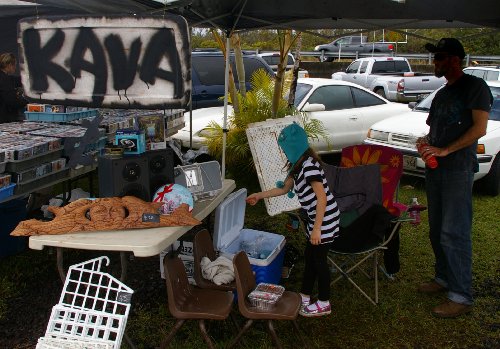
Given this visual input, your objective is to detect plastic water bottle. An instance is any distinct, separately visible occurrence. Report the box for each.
[409,198,421,225]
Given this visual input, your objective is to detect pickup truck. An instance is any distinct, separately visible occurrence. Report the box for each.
[331,57,446,102]
[314,35,394,62]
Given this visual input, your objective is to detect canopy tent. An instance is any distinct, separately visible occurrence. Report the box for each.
[2,0,499,30]
[2,0,499,178]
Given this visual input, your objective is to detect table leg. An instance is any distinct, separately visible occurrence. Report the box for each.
[56,247,66,283]
[120,251,129,282]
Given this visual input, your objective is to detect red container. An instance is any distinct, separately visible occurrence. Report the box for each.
[417,143,438,169]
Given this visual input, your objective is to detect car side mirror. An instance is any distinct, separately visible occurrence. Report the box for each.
[302,103,326,112]
[408,102,417,109]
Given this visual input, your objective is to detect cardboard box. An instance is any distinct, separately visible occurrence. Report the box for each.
[159,249,196,285]
[137,115,166,150]
[115,129,146,155]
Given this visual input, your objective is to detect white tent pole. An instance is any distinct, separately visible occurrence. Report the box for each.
[221,34,230,180]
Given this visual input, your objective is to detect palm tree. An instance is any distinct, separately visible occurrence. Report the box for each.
[204,69,326,180]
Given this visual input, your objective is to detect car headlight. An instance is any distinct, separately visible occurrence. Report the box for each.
[367,129,389,141]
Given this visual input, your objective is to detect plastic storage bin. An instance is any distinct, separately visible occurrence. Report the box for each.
[25,109,99,122]
[213,188,286,285]
[0,183,16,201]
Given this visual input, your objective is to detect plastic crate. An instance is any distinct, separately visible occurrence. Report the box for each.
[0,183,16,201]
[37,256,133,349]
[25,109,99,122]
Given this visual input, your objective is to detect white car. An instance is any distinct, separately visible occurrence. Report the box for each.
[292,78,408,153]
[365,81,500,196]
[257,52,309,78]
[173,78,408,153]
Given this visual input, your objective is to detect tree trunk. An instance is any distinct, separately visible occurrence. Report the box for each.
[272,30,294,118]
[231,34,246,97]
[288,32,302,107]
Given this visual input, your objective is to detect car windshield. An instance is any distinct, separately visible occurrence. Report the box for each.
[292,83,313,107]
[413,89,439,112]
[413,85,500,120]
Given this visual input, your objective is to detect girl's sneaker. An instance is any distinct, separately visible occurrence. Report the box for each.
[301,298,310,310]
[299,301,331,317]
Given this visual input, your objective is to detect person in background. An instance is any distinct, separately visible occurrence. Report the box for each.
[417,38,493,318]
[246,122,340,317]
[0,52,27,123]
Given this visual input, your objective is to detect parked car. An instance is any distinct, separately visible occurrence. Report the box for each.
[332,57,446,102]
[191,51,274,109]
[463,65,500,81]
[173,78,408,153]
[365,81,500,196]
[314,35,394,62]
[256,52,309,78]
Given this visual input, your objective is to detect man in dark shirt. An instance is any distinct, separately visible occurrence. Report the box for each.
[417,38,492,318]
[0,52,27,123]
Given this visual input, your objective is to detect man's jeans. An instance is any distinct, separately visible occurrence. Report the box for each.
[425,168,474,305]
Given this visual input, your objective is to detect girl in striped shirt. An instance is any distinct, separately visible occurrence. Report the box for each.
[246,123,340,317]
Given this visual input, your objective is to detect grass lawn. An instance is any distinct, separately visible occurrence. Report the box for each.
[0,176,498,348]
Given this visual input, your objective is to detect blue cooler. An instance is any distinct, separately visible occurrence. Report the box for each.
[213,188,285,284]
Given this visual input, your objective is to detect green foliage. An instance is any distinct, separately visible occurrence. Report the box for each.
[203,69,327,181]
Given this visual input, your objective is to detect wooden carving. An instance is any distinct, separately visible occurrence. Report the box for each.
[11,196,201,237]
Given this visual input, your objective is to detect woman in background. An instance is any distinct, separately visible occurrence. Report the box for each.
[0,52,27,123]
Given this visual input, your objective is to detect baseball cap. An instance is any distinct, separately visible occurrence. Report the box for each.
[425,38,465,59]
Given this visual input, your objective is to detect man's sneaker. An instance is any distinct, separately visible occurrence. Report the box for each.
[299,301,331,317]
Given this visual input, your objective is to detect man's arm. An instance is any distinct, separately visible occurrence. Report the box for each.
[420,109,488,160]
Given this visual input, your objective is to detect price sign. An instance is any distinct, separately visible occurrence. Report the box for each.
[142,213,160,223]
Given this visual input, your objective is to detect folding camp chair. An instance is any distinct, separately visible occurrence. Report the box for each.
[324,145,408,305]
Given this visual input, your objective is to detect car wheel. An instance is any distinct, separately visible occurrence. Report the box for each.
[319,50,333,62]
[481,154,500,196]
[375,88,386,98]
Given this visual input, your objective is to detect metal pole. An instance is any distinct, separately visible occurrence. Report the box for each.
[221,34,230,180]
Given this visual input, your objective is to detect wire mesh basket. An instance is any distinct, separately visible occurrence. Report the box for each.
[36,256,133,349]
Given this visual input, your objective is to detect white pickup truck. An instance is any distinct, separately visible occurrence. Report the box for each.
[332,57,446,103]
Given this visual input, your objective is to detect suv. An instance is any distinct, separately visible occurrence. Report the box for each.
[463,66,500,81]
[191,51,274,109]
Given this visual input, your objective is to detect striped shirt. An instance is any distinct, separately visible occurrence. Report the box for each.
[293,157,340,244]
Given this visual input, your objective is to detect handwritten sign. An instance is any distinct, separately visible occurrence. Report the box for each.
[18,15,191,109]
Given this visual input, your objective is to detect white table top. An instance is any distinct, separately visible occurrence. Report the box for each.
[29,179,236,257]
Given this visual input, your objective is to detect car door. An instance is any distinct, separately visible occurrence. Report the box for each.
[350,86,402,138]
[300,85,362,153]
[342,60,361,84]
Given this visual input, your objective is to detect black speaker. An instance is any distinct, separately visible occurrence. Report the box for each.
[145,148,175,196]
[98,155,151,201]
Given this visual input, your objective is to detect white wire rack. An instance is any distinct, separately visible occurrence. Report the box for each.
[246,117,302,216]
[36,256,134,349]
